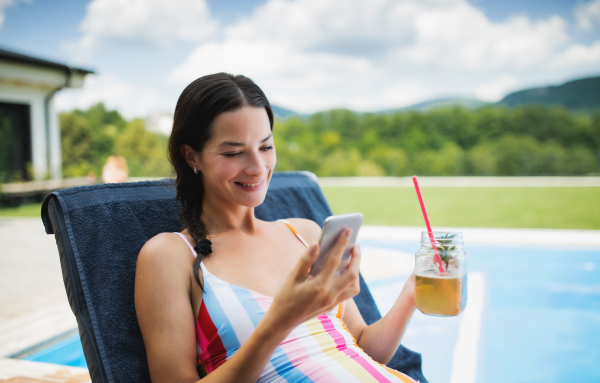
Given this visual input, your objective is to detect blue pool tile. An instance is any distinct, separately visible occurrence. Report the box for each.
[24,334,88,368]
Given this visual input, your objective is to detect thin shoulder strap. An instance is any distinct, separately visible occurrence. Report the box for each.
[174,232,197,258]
[278,219,309,248]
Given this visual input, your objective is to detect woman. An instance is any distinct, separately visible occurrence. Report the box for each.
[135,73,417,383]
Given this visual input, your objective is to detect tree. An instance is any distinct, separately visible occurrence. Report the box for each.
[114,119,171,177]
[60,102,600,179]
[60,112,94,177]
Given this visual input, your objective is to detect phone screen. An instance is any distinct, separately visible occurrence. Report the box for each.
[310,213,363,277]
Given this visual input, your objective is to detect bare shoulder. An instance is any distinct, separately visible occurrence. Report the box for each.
[135,233,197,318]
[137,232,195,274]
[284,218,322,245]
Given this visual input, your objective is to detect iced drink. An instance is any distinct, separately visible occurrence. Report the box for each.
[415,274,467,316]
[414,232,467,317]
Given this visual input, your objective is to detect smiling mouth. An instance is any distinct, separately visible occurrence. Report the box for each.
[235,180,263,187]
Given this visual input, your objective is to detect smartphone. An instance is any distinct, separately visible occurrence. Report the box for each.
[310,213,364,278]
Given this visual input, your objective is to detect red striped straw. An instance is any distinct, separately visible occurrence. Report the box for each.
[412,176,445,273]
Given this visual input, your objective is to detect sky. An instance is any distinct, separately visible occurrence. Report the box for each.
[1,0,600,120]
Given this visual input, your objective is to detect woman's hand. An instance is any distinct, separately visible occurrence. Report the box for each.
[136,229,361,383]
[265,228,361,334]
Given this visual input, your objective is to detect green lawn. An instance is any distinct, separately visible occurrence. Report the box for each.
[2,187,599,229]
[0,202,43,218]
[322,187,600,230]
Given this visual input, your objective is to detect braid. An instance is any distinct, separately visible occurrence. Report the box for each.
[176,168,211,291]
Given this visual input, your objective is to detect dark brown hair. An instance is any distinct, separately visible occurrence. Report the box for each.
[168,73,274,289]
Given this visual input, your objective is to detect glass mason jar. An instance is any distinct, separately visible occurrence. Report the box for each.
[415,231,467,317]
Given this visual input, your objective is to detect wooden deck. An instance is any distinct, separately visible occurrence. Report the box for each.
[0,358,90,382]
[0,217,89,382]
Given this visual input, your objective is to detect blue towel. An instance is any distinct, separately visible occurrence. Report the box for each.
[42,172,426,383]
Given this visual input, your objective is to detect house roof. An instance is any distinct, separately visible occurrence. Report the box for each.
[0,47,95,75]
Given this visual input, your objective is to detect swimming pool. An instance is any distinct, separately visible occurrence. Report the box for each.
[364,240,600,383]
[21,333,88,368]
[17,241,600,382]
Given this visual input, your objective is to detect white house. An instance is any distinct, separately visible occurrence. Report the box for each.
[0,48,93,181]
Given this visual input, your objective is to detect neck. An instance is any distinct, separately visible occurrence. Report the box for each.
[201,194,260,237]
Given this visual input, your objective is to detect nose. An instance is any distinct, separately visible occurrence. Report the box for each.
[244,148,265,177]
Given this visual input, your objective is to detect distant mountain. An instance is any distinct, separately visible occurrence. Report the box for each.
[271,105,300,119]
[498,76,600,113]
[376,98,490,114]
[273,75,600,118]
[273,98,489,119]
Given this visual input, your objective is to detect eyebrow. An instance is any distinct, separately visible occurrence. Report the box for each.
[218,133,273,147]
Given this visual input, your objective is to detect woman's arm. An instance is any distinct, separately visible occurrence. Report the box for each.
[136,230,360,383]
[342,270,416,365]
[289,217,416,364]
[135,233,200,382]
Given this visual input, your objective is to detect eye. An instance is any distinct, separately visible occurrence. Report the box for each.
[261,145,274,152]
[223,152,242,158]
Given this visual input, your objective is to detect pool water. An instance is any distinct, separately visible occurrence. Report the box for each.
[24,334,87,368]
[364,240,600,383]
[21,241,600,383]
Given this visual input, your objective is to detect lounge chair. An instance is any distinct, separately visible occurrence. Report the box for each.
[41,171,427,383]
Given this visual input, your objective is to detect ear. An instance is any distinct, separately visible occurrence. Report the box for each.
[180,144,200,172]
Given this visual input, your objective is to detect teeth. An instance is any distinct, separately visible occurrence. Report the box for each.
[240,181,261,187]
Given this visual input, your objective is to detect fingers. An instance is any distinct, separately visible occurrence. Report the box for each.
[318,228,351,280]
[346,243,361,276]
[292,242,319,282]
[332,243,361,297]
[336,243,360,282]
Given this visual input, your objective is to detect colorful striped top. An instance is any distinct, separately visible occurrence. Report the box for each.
[175,221,417,383]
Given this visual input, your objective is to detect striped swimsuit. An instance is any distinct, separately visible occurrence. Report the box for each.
[176,220,416,383]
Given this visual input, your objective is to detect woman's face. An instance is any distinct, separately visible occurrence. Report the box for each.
[196,106,275,209]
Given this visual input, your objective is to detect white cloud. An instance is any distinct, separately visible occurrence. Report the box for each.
[550,40,600,70]
[54,73,170,119]
[223,0,572,72]
[380,80,434,109]
[70,0,217,59]
[167,39,373,112]
[0,0,29,28]
[165,0,600,112]
[475,74,521,102]
[224,0,419,53]
[575,0,600,31]
[398,13,570,71]
[56,0,600,114]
